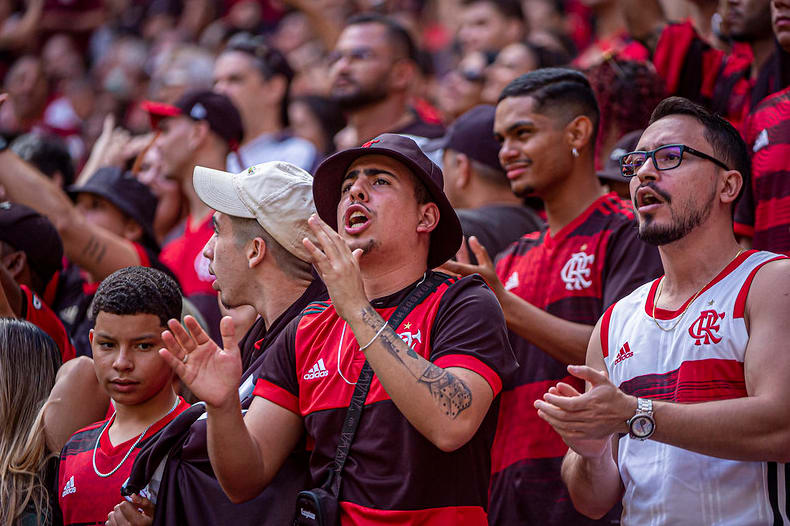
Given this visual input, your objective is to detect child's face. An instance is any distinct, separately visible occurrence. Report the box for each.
[90,312,173,407]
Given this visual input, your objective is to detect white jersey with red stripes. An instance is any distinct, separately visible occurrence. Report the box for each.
[600,250,788,526]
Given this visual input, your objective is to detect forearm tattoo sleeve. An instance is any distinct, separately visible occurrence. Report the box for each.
[360,306,473,419]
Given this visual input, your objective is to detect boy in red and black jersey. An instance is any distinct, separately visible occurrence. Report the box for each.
[159,135,516,525]
[58,267,189,525]
[446,68,662,525]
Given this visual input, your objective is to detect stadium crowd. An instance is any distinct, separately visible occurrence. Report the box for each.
[0,0,789,524]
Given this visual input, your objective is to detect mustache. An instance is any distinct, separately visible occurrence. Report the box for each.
[633,181,672,207]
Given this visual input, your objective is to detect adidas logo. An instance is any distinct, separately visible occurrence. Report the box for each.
[504,272,519,291]
[753,128,769,153]
[612,342,633,366]
[62,475,76,497]
[303,358,329,380]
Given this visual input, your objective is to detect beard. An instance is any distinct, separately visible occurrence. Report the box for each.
[330,79,390,111]
[637,184,717,246]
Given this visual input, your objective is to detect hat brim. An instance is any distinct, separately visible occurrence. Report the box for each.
[193,166,255,219]
[313,146,462,269]
[597,167,627,182]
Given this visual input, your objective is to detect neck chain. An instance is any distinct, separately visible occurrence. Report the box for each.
[651,249,744,332]
[337,272,428,385]
[92,396,180,478]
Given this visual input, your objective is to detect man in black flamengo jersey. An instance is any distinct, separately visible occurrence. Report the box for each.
[158,134,517,524]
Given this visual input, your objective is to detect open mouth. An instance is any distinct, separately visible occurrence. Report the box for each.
[344,205,371,234]
[636,187,665,209]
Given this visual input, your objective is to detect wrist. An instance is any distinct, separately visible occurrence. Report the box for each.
[205,393,241,414]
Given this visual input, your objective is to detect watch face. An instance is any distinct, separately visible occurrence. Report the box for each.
[631,415,654,438]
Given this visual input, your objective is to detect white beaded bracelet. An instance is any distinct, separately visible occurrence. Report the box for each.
[359,322,388,352]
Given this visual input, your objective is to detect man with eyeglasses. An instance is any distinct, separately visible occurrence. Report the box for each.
[328,13,444,148]
[213,35,317,172]
[537,96,790,525]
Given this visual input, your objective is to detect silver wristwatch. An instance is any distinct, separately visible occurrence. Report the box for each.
[627,397,655,440]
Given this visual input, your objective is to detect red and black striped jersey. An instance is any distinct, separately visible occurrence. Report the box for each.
[735,86,790,255]
[57,397,189,525]
[488,192,663,525]
[254,272,517,525]
[653,21,757,132]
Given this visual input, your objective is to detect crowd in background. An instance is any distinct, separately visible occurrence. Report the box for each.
[1,0,790,524]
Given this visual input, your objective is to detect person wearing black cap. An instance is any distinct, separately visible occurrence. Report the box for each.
[425,104,542,260]
[159,134,517,524]
[0,201,76,363]
[142,90,244,342]
[0,150,170,355]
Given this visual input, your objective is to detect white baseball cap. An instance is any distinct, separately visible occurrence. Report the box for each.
[193,161,316,262]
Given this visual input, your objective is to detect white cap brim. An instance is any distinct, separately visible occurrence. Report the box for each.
[192,166,255,219]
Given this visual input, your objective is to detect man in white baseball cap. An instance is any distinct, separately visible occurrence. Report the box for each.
[112,161,327,526]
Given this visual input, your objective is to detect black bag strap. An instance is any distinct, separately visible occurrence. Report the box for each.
[326,271,449,496]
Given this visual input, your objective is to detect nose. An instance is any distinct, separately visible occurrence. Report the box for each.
[113,346,134,372]
[347,177,369,202]
[498,138,518,165]
[634,155,659,183]
[203,235,215,261]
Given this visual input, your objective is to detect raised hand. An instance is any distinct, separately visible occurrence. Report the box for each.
[302,214,368,322]
[106,494,153,526]
[535,365,634,458]
[158,315,242,409]
[439,236,506,298]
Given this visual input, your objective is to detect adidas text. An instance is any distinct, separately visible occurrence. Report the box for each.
[304,358,329,380]
[62,475,76,497]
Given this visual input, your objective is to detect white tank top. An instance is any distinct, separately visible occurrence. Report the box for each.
[601,250,788,526]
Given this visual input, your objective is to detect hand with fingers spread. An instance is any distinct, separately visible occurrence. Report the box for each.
[302,214,369,322]
[535,364,635,458]
[438,236,506,298]
[106,494,153,526]
[158,315,242,409]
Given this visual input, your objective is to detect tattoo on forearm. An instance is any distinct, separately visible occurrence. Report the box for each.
[82,235,107,264]
[360,306,473,419]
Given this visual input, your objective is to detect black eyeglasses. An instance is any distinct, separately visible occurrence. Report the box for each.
[619,144,730,178]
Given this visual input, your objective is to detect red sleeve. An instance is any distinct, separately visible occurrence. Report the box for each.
[434,354,503,396]
[131,241,151,267]
[20,285,76,363]
[653,21,723,97]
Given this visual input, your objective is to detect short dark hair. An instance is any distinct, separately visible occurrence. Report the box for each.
[10,133,75,187]
[499,67,600,144]
[224,33,294,127]
[345,13,417,62]
[91,266,182,327]
[648,96,749,207]
[460,0,524,21]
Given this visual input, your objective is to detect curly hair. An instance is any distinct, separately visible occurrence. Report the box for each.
[585,58,666,165]
[91,266,182,327]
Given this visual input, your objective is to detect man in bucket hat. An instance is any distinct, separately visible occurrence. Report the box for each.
[159,134,517,524]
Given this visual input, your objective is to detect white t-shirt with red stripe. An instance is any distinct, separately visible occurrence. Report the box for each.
[600,250,788,526]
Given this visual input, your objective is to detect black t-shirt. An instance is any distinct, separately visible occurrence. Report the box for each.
[456,204,544,263]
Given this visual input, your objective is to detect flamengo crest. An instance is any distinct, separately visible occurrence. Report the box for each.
[561,251,595,290]
[688,309,725,345]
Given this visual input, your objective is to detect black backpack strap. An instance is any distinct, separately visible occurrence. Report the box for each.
[327,272,450,496]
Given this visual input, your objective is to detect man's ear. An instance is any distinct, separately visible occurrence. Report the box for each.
[416,202,440,234]
[188,121,210,151]
[389,59,417,92]
[2,250,26,280]
[565,115,595,153]
[455,153,472,189]
[248,236,267,268]
[122,219,143,242]
[265,75,287,104]
[720,169,743,205]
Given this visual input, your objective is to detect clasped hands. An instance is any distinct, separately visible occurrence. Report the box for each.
[535,365,637,458]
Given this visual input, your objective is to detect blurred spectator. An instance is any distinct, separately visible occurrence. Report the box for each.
[425,104,542,259]
[456,0,525,55]
[586,57,666,169]
[214,33,317,172]
[573,0,647,69]
[41,34,86,90]
[436,50,489,122]
[288,94,346,162]
[0,55,49,136]
[148,43,215,105]
[0,201,76,363]
[10,132,75,188]
[136,143,185,243]
[143,90,243,341]
[481,40,571,103]
[595,128,639,199]
[329,13,444,148]
[0,318,61,526]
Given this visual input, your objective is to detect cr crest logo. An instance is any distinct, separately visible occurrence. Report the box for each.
[398,324,422,349]
[688,309,725,345]
[561,251,595,290]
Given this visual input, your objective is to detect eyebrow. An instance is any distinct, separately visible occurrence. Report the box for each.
[343,168,399,182]
[93,332,161,341]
